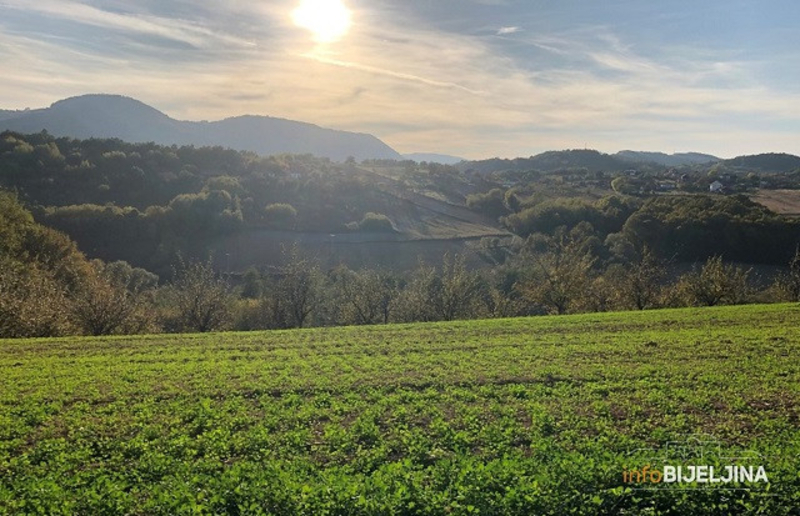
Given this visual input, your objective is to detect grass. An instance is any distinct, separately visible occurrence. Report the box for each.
[1,304,799,515]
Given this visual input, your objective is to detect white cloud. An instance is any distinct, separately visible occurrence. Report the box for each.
[496,26,521,35]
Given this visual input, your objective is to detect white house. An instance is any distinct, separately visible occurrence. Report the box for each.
[709,180,724,193]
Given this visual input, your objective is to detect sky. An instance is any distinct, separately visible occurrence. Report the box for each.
[1,0,799,159]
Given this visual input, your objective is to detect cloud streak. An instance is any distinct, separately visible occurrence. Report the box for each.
[1,0,799,158]
[301,51,485,95]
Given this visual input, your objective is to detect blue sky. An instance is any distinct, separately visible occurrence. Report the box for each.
[1,0,799,159]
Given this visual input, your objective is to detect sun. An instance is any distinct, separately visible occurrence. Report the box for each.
[292,0,352,44]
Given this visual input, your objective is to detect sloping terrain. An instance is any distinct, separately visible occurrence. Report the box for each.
[1,304,798,514]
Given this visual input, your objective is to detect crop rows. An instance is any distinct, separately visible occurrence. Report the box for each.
[1,304,799,514]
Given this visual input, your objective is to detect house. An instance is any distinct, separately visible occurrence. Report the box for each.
[709,180,724,193]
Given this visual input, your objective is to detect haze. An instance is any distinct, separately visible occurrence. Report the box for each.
[1,0,799,159]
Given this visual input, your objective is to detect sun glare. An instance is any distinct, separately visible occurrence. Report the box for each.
[292,0,352,44]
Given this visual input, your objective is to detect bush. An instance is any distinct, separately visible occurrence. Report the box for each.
[263,203,297,229]
[466,188,508,218]
[358,212,395,232]
[0,259,73,338]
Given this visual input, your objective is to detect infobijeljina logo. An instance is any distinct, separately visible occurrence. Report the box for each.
[623,434,769,491]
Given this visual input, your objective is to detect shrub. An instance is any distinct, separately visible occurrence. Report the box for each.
[358,212,395,232]
[263,203,297,229]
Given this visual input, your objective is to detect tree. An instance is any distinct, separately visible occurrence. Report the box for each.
[466,188,509,218]
[72,261,157,336]
[72,269,132,336]
[331,267,399,325]
[517,236,596,315]
[0,258,73,338]
[772,247,800,301]
[676,255,752,307]
[169,257,232,332]
[393,262,439,323]
[241,267,263,299]
[263,203,297,229]
[266,245,320,328]
[611,247,667,310]
[357,212,396,232]
[434,254,485,321]
[394,255,484,323]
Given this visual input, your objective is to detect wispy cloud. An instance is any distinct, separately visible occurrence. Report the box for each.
[301,51,485,95]
[1,0,799,158]
[496,26,521,35]
[0,0,255,49]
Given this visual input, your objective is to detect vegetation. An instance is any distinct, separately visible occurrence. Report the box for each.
[357,212,395,232]
[3,132,800,513]
[1,305,798,514]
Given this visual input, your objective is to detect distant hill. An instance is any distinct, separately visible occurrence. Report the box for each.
[403,153,465,165]
[615,150,719,167]
[723,153,800,173]
[461,149,631,175]
[0,109,24,121]
[0,94,402,162]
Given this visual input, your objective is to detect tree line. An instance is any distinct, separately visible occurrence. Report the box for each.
[3,189,799,338]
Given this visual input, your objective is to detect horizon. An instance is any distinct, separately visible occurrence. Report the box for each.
[2,1,799,160]
[4,92,790,162]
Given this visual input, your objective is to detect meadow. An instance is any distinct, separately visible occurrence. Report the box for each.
[1,304,799,515]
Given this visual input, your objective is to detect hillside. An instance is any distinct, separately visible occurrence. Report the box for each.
[724,153,800,173]
[403,153,465,165]
[0,131,506,274]
[0,94,402,161]
[461,149,635,175]
[1,304,797,513]
[615,150,719,166]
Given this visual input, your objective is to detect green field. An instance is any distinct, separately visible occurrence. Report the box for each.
[2,304,799,515]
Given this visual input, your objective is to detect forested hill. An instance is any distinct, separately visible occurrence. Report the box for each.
[0,94,402,162]
[0,131,507,274]
[461,149,800,175]
[460,149,632,175]
[3,130,800,279]
[615,150,719,167]
[723,153,800,173]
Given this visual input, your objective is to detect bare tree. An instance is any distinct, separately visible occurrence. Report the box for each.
[72,261,158,336]
[435,254,485,321]
[334,267,399,325]
[611,247,667,310]
[394,254,484,323]
[517,237,596,315]
[772,246,800,301]
[676,255,752,307]
[393,262,439,323]
[272,245,320,328]
[169,256,232,332]
[72,269,134,336]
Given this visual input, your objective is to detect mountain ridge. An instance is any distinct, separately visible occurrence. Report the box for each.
[0,94,402,162]
[460,148,800,175]
[614,150,720,167]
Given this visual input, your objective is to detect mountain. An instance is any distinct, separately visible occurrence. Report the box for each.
[723,153,800,173]
[0,94,402,161]
[403,153,465,165]
[0,109,22,121]
[615,150,719,167]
